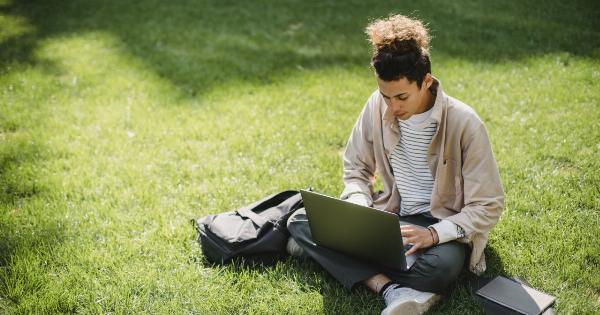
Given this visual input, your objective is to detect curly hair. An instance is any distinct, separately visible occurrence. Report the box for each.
[365,14,431,86]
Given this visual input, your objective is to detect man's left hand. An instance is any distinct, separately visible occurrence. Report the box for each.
[400,225,437,256]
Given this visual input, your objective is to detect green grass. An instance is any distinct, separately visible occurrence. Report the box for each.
[1,0,599,313]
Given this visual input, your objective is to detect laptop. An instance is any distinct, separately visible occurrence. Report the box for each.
[300,189,420,270]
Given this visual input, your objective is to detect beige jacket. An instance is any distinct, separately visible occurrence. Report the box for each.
[340,79,504,275]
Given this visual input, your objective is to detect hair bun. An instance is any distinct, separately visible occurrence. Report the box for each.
[366,14,430,55]
[390,39,419,54]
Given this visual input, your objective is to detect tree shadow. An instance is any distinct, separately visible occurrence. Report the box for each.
[1,0,599,101]
[195,245,510,314]
[0,139,42,206]
[0,136,67,310]
[200,256,383,314]
[0,90,70,310]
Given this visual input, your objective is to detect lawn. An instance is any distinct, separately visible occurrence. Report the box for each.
[1,0,599,313]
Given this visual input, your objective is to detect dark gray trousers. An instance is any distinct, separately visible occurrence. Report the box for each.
[287,208,465,293]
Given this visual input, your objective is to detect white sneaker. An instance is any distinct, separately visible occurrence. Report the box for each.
[381,287,441,315]
[286,237,305,257]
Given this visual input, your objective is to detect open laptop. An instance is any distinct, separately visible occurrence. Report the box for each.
[300,189,420,271]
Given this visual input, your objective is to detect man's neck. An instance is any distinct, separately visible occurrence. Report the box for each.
[416,89,435,114]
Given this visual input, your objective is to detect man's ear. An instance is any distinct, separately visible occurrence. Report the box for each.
[423,73,433,90]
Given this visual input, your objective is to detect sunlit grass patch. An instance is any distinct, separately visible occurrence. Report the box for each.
[1,0,599,313]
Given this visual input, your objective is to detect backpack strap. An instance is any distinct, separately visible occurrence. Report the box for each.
[236,208,268,227]
[234,190,302,227]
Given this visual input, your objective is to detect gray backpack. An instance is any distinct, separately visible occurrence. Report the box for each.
[192,190,305,265]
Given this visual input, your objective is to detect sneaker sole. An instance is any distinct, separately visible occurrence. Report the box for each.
[381,293,441,315]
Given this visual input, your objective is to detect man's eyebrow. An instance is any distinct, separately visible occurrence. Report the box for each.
[380,91,407,98]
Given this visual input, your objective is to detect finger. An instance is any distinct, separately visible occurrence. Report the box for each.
[403,236,417,246]
[405,243,421,256]
[400,226,416,237]
[401,230,414,238]
[400,225,415,232]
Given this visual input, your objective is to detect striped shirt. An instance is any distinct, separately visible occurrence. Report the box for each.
[390,107,437,216]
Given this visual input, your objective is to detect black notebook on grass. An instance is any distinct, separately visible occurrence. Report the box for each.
[476,276,556,315]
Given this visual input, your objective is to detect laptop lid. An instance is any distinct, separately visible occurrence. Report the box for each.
[301,190,417,270]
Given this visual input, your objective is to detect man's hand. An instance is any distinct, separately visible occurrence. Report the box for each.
[400,224,438,256]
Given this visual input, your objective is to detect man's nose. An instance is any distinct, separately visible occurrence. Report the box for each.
[389,98,402,109]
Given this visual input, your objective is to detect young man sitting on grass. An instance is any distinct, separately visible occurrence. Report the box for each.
[286,14,504,314]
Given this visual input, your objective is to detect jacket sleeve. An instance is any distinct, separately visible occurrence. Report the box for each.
[446,124,505,237]
[339,95,378,206]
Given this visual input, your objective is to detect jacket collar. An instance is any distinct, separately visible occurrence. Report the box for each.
[382,77,444,125]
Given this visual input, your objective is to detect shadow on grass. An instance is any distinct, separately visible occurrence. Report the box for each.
[0,136,67,309]
[195,245,509,314]
[1,0,599,99]
[0,139,43,205]
[200,256,383,314]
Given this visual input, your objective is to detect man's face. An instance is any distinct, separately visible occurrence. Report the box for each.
[377,74,433,120]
